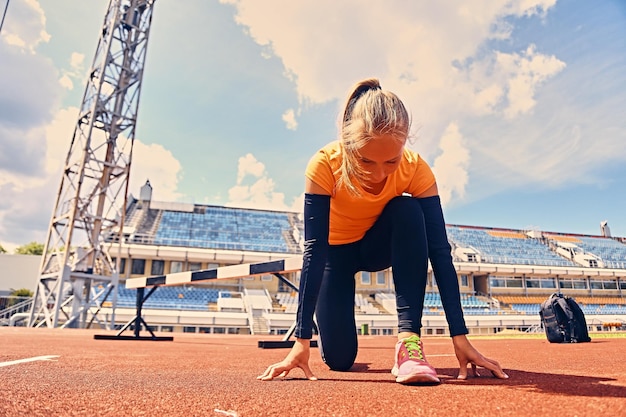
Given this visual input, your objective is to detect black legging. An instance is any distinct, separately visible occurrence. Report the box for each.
[315,196,429,371]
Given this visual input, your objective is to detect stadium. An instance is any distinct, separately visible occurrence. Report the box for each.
[100,181,626,337]
[2,2,626,415]
[6,179,624,337]
[0,0,623,339]
[122,181,626,337]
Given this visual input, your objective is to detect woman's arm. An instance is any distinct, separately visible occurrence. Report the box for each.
[415,183,508,379]
[294,179,331,339]
[415,183,468,336]
[257,179,330,381]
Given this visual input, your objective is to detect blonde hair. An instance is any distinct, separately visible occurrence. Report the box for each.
[336,78,411,195]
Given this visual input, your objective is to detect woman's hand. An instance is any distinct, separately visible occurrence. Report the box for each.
[452,335,509,380]
[257,338,318,381]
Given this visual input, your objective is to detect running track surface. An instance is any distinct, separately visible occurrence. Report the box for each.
[1,327,624,417]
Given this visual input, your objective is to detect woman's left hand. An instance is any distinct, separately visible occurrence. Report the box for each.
[451,334,509,380]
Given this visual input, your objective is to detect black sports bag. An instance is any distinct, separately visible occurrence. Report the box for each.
[539,293,591,343]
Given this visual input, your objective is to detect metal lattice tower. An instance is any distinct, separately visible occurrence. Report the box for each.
[28,0,156,328]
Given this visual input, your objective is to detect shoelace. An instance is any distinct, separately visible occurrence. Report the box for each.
[404,337,424,360]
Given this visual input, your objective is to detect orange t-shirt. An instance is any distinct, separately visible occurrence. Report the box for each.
[305,141,436,245]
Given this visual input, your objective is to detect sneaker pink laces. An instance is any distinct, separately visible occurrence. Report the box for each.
[391,335,440,385]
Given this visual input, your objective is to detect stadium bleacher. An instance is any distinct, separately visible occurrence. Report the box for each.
[122,194,625,274]
[116,284,221,310]
[497,294,626,316]
[446,226,578,267]
[576,236,626,269]
[153,207,293,253]
[113,285,505,317]
[81,190,626,336]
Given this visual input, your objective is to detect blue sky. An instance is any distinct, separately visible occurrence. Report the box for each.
[0,0,625,252]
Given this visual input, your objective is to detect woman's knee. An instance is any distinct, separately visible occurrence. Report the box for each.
[385,196,423,220]
[316,280,358,371]
[323,355,356,372]
[384,196,425,234]
[320,338,357,371]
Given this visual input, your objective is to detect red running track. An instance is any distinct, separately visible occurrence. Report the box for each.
[1,327,625,417]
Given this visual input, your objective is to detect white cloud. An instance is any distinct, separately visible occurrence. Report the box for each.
[289,193,305,213]
[0,45,60,131]
[457,44,566,120]
[0,107,76,249]
[218,1,562,151]
[41,107,75,176]
[0,0,50,52]
[219,0,558,105]
[59,75,74,90]
[42,109,184,202]
[431,123,470,206]
[58,52,86,90]
[505,0,557,18]
[282,108,298,130]
[0,1,186,249]
[497,45,567,119]
[69,52,84,69]
[0,0,62,163]
[227,153,300,211]
[0,105,184,248]
[236,153,265,183]
[473,84,505,115]
[217,0,590,207]
[130,141,184,202]
[5,0,624,243]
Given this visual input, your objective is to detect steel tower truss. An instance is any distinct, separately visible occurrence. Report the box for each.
[28,0,155,328]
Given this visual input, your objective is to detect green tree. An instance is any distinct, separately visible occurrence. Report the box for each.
[10,288,33,297]
[7,288,33,307]
[14,241,44,255]
[0,244,6,253]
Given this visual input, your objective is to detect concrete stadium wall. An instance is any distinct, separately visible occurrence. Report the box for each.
[0,254,41,293]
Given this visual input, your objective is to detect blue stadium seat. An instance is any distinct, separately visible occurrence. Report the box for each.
[153,207,293,253]
[446,226,578,267]
[117,284,218,310]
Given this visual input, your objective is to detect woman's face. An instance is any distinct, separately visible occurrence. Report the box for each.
[357,135,405,188]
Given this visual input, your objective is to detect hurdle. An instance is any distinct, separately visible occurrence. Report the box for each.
[94,256,318,348]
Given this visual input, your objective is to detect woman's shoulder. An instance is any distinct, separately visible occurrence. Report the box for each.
[401,147,427,166]
[310,141,342,165]
[319,140,341,156]
[306,141,340,194]
[397,147,434,181]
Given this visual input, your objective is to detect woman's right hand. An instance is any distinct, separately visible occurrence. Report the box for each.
[257,338,318,381]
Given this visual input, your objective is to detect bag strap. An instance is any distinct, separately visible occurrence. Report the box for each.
[554,296,576,341]
[554,297,573,320]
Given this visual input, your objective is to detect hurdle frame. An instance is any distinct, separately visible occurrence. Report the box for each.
[94,256,318,348]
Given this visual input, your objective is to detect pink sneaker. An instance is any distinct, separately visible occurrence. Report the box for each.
[391,335,440,385]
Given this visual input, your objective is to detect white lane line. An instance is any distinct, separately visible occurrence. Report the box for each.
[0,355,60,368]
[214,409,239,417]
